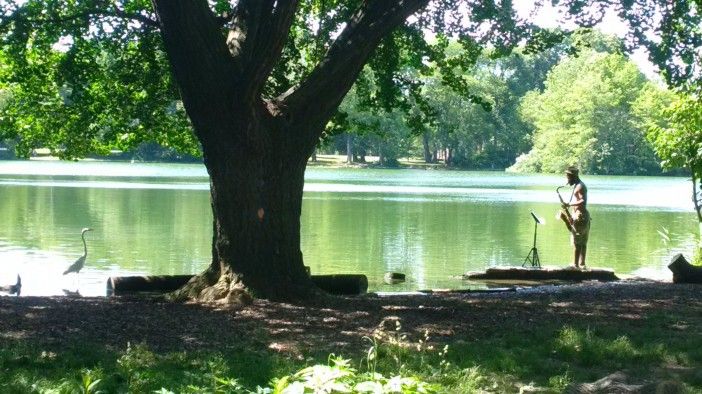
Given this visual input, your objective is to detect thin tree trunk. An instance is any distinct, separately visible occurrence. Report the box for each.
[346,134,354,164]
[692,176,702,253]
[358,148,366,163]
[693,176,702,223]
[423,132,432,163]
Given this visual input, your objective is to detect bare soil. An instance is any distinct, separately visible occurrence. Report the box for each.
[0,281,701,358]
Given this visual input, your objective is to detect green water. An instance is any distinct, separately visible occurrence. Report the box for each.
[0,160,697,296]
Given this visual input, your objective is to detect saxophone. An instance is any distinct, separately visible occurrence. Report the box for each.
[556,185,576,234]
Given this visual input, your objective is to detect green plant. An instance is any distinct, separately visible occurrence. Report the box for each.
[693,247,702,266]
[548,369,573,391]
[53,368,103,394]
[117,343,159,392]
[78,369,103,394]
[362,336,378,375]
[657,226,671,253]
[271,355,355,393]
[269,354,438,394]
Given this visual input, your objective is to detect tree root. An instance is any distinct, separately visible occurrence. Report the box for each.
[168,266,330,304]
[167,269,253,305]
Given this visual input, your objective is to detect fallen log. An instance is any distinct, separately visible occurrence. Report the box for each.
[668,254,702,283]
[464,266,618,282]
[107,274,368,296]
[107,275,193,296]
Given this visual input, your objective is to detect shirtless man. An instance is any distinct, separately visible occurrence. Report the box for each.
[559,166,590,268]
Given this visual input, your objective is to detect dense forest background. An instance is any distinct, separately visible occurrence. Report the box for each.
[0,29,678,175]
[323,30,675,175]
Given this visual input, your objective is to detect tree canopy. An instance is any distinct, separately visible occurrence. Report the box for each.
[648,95,702,222]
[3,1,699,159]
[511,47,673,175]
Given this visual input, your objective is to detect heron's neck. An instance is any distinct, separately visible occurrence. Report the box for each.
[82,233,88,256]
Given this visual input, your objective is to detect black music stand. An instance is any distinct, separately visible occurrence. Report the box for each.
[522,211,542,268]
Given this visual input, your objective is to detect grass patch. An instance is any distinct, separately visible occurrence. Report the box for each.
[1,306,700,392]
[0,341,294,393]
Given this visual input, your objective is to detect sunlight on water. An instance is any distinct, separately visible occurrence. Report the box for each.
[0,162,693,210]
[0,178,209,190]
[0,160,208,178]
[0,160,697,296]
[303,182,691,210]
[0,241,147,297]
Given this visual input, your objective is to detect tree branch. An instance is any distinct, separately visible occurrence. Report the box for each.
[280,0,429,145]
[226,0,300,102]
[151,0,237,139]
[102,4,159,28]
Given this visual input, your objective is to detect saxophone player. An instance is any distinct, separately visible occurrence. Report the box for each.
[558,166,591,268]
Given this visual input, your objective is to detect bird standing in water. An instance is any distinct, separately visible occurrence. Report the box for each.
[0,274,21,296]
[63,228,93,275]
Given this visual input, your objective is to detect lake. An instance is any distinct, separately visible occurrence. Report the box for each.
[0,160,697,296]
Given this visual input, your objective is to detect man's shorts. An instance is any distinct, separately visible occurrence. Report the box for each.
[571,209,591,246]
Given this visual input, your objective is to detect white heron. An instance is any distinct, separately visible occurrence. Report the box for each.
[63,228,93,275]
[0,274,21,296]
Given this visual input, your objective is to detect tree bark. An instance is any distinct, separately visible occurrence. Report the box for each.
[346,133,354,164]
[423,132,433,163]
[170,116,317,302]
[692,176,702,223]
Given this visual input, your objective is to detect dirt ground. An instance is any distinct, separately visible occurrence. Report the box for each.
[0,281,701,358]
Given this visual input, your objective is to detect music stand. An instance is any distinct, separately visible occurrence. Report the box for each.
[522,211,542,268]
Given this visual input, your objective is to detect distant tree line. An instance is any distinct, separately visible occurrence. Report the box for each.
[317,30,674,175]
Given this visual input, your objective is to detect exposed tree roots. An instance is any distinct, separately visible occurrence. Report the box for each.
[168,266,325,305]
[167,268,252,305]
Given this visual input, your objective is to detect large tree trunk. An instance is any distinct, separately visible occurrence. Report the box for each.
[171,116,316,302]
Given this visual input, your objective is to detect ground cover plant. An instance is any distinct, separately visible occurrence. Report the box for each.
[1,281,701,392]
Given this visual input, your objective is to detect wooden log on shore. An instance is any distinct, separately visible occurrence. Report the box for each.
[668,254,702,283]
[464,266,619,282]
[107,274,369,296]
[107,275,193,295]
